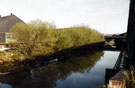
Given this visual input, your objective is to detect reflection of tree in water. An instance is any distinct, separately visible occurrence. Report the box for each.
[55,51,104,80]
[0,51,104,88]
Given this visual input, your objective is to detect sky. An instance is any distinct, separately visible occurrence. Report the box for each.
[0,0,130,34]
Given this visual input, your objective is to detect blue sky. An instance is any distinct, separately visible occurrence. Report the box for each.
[0,0,130,34]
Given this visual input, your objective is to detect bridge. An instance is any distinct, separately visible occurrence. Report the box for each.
[105,0,135,87]
[104,32,126,42]
[104,35,126,41]
[104,34,127,50]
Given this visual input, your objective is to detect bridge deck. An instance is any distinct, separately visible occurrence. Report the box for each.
[104,36,126,39]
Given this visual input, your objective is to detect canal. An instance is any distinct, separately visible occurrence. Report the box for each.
[0,51,119,88]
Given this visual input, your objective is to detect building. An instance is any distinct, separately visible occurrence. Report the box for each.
[0,13,24,44]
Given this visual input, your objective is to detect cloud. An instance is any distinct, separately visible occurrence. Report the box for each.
[0,0,130,34]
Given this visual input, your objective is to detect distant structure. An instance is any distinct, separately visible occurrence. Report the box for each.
[104,32,126,48]
[0,13,24,43]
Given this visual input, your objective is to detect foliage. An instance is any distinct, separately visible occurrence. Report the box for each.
[9,20,55,58]
[0,51,13,62]
[127,68,135,88]
[9,20,104,60]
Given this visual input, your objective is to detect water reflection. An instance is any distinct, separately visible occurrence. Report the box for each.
[0,51,104,88]
[0,83,12,88]
[56,51,119,88]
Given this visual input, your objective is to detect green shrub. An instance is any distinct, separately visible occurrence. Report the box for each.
[9,20,105,60]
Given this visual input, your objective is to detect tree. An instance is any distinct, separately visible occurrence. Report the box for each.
[9,20,56,58]
[9,20,104,60]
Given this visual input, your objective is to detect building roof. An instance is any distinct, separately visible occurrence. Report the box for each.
[0,14,24,32]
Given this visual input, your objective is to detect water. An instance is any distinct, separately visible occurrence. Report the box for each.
[0,51,119,88]
[56,51,119,88]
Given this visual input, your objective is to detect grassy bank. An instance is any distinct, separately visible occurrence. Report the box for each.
[1,20,104,63]
[0,42,104,74]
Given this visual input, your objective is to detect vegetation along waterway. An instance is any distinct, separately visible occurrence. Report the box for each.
[0,20,109,88]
